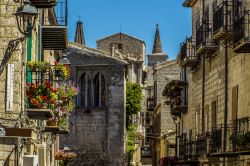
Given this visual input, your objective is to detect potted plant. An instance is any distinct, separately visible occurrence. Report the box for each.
[57,82,79,112]
[55,149,77,166]
[26,81,58,109]
[27,61,51,71]
[47,117,59,126]
[54,62,70,80]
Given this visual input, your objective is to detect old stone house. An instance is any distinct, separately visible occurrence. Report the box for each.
[97,32,146,85]
[141,24,181,166]
[0,0,68,166]
[174,0,250,165]
[60,42,127,166]
[152,60,180,166]
[60,21,149,165]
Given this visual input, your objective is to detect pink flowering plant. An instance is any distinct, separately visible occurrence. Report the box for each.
[57,81,79,112]
[55,150,77,160]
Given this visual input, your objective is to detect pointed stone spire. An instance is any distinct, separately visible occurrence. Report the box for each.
[74,21,85,45]
[152,24,163,54]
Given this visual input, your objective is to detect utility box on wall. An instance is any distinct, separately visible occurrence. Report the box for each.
[23,155,38,166]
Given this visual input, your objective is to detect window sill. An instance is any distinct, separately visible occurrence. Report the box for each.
[75,107,107,113]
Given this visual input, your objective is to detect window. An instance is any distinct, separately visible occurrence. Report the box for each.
[80,73,86,107]
[232,85,238,122]
[212,101,217,129]
[117,43,123,50]
[94,73,105,107]
[79,72,106,108]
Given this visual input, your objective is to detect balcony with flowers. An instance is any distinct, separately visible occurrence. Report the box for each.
[162,80,188,117]
[25,61,56,119]
[26,60,78,134]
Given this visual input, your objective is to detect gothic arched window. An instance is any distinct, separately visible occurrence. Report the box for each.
[94,73,106,107]
[80,73,86,107]
[79,72,106,108]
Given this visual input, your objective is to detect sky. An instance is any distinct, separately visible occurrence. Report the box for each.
[67,0,192,60]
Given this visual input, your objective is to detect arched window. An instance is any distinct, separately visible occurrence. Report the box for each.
[79,72,105,108]
[80,73,86,107]
[94,73,105,107]
[87,79,92,107]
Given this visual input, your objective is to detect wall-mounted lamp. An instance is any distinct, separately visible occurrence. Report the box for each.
[58,51,71,66]
[14,0,38,35]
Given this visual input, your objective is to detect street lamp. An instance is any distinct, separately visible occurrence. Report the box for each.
[14,0,38,35]
[58,51,71,66]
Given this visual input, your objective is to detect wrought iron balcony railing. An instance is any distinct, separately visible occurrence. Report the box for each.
[213,0,233,41]
[26,69,55,120]
[196,134,209,156]
[210,125,223,153]
[196,21,219,60]
[179,134,187,160]
[179,133,197,162]
[42,0,68,50]
[233,10,250,53]
[231,117,250,153]
[178,37,199,71]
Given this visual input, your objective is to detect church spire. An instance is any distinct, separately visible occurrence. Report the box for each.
[74,20,85,45]
[152,24,163,54]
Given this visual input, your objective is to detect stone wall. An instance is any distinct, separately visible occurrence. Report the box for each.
[97,33,145,62]
[153,60,180,164]
[60,44,126,166]
[183,0,250,151]
[97,33,146,85]
[155,61,180,134]
[0,1,24,165]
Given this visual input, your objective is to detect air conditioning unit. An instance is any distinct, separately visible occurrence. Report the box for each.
[23,155,39,166]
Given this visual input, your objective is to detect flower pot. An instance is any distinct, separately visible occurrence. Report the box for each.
[61,96,68,103]
[41,103,48,109]
[60,107,68,113]
[47,120,58,126]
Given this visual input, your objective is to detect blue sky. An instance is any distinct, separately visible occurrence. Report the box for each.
[68,0,192,60]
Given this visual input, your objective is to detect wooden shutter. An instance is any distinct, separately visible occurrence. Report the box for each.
[212,101,217,129]
[232,85,238,123]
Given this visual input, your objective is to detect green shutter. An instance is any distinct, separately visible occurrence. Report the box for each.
[27,33,32,83]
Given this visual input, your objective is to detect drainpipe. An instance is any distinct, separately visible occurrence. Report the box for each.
[202,56,205,134]
[223,0,229,154]
[201,0,205,135]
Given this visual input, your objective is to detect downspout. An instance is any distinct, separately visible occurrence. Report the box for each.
[223,0,229,154]
[201,0,205,134]
[40,9,44,61]
[202,56,205,134]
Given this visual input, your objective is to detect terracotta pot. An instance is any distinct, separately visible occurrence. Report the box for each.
[61,96,68,103]
[47,120,58,126]
[60,107,68,113]
[41,103,48,109]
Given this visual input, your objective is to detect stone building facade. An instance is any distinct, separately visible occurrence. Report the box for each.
[97,32,148,165]
[60,42,127,166]
[152,60,180,166]
[97,33,146,85]
[173,0,250,165]
[0,1,68,166]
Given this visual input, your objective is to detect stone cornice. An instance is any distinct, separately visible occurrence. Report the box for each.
[183,0,198,7]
